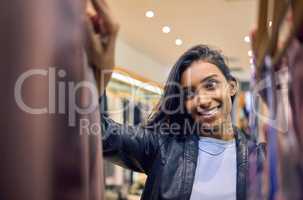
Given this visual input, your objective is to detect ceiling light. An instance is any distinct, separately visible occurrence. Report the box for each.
[175,38,183,46]
[249,58,254,64]
[269,21,272,27]
[162,26,171,33]
[248,50,253,57]
[145,10,154,18]
[244,36,250,43]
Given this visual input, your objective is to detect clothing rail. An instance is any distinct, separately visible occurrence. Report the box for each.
[254,0,303,80]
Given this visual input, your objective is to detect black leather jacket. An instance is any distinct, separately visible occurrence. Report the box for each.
[101,112,249,200]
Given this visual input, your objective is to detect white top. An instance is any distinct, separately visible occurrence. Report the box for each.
[189,137,237,200]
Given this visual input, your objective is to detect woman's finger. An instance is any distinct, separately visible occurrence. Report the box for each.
[84,17,95,56]
[91,0,119,34]
[91,0,110,25]
[85,17,104,65]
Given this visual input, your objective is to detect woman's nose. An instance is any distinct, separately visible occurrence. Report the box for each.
[195,94,211,109]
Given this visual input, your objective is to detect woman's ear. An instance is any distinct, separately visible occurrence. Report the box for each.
[228,79,238,97]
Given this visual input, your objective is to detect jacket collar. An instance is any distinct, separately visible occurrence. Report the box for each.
[234,126,248,200]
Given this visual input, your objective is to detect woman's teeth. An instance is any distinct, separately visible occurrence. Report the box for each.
[198,106,220,116]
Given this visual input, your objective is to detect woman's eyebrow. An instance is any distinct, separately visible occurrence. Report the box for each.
[200,74,218,84]
[182,74,219,90]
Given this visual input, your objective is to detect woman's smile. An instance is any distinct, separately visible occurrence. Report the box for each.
[196,104,221,121]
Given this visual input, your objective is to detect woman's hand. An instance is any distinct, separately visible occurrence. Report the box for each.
[85,0,119,95]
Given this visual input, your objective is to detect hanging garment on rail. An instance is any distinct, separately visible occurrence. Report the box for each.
[0,0,104,199]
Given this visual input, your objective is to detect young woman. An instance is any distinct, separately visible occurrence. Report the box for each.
[86,1,248,199]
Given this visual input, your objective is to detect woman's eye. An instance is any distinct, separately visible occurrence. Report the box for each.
[205,80,218,90]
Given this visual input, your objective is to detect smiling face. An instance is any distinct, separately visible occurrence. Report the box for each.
[181,60,237,137]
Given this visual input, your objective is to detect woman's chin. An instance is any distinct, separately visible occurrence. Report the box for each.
[195,115,218,125]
